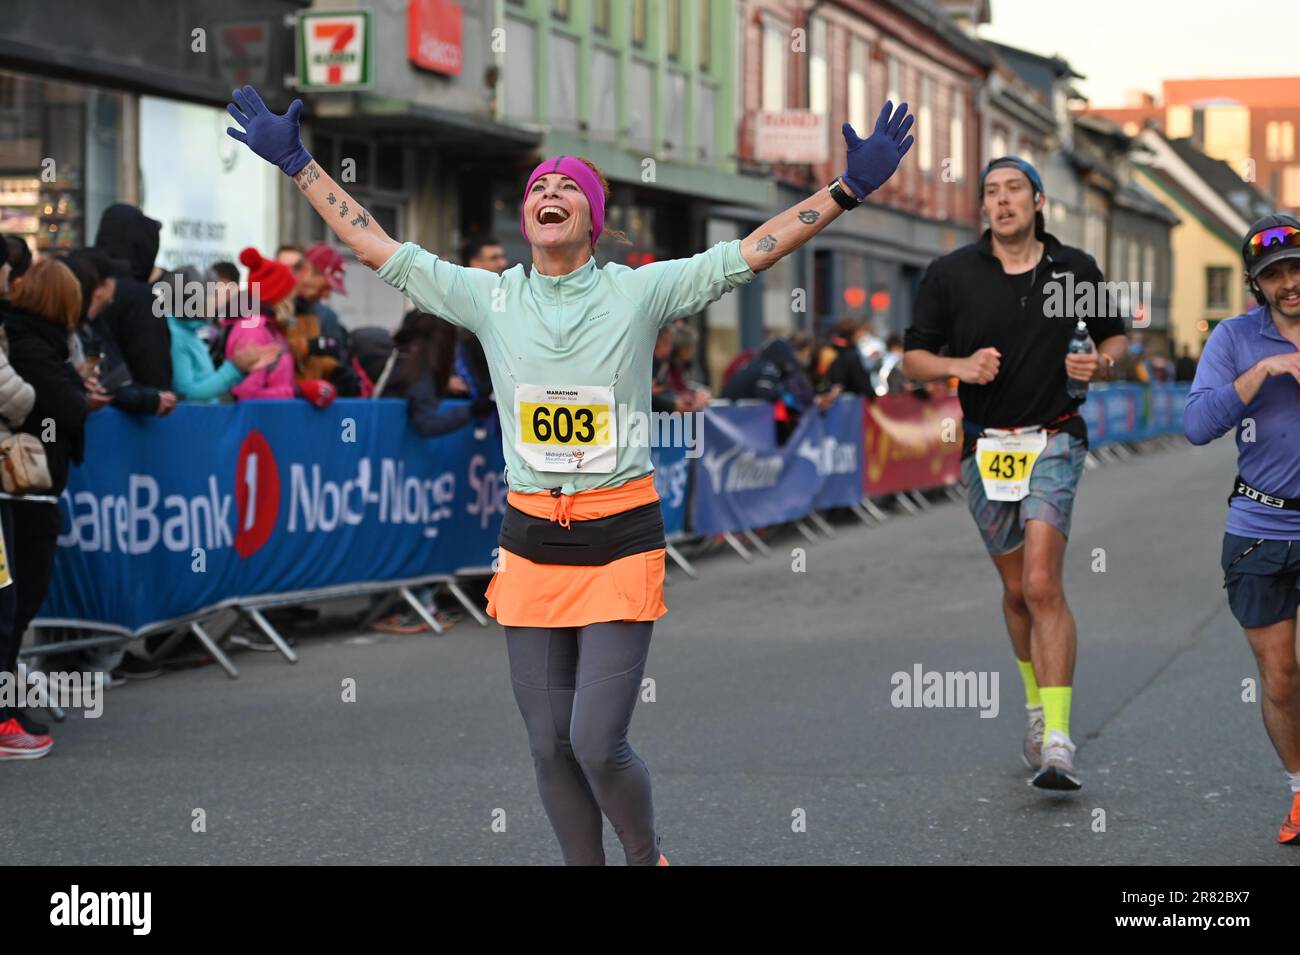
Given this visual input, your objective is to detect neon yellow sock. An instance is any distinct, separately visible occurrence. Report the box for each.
[1016,659,1041,709]
[1040,686,1072,739]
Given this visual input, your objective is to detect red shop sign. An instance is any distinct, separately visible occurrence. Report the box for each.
[408,0,463,75]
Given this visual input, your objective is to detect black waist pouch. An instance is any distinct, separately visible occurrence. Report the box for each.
[499,500,666,566]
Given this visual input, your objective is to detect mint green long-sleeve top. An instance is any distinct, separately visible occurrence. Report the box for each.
[377,239,757,495]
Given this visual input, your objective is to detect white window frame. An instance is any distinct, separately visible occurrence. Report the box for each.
[761,17,787,112]
[948,96,964,182]
[848,37,868,133]
[809,17,828,116]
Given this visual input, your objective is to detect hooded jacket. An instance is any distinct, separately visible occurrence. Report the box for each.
[93,204,173,390]
[2,307,88,493]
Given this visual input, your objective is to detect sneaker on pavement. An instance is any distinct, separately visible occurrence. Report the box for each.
[371,610,459,634]
[1032,730,1081,791]
[228,629,292,652]
[0,718,52,760]
[371,612,428,634]
[1279,792,1300,845]
[1022,705,1045,770]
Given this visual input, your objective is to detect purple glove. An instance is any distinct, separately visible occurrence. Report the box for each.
[841,101,915,199]
[226,85,313,177]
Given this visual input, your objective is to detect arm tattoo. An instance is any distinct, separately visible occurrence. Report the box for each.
[350,208,371,229]
[339,201,349,218]
[293,162,320,192]
[326,192,337,206]
[756,234,777,253]
[798,210,820,224]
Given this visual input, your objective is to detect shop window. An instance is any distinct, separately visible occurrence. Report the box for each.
[0,70,129,254]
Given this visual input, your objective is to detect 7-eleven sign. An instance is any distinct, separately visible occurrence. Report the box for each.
[297,11,372,90]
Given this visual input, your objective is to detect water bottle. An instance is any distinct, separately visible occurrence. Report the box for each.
[1066,320,1092,400]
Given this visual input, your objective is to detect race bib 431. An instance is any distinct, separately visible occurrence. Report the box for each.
[975,430,1047,503]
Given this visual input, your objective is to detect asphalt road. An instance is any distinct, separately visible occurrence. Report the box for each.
[5,435,1296,865]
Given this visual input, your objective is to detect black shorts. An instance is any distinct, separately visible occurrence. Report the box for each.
[1221,533,1300,630]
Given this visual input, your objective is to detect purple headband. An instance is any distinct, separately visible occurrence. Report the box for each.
[520,155,605,249]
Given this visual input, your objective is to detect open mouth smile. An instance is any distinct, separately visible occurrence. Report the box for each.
[537,205,571,225]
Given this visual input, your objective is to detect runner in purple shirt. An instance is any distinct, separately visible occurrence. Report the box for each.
[1184,213,1300,845]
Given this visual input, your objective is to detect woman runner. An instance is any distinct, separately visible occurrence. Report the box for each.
[226,86,913,865]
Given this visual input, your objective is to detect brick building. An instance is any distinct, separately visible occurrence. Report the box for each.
[719,0,988,372]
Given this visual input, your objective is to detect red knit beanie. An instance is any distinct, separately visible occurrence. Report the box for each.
[239,246,296,306]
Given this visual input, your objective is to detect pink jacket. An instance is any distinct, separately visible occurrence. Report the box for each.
[224,313,296,401]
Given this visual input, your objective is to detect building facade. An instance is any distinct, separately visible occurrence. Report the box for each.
[721,0,988,385]
[1136,128,1274,356]
[1085,77,1300,215]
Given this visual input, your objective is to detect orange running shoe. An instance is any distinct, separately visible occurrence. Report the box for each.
[657,854,670,866]
[1279,792,1300,845]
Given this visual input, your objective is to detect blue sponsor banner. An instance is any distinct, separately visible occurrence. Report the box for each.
[690,401,860,535]
[691,403,809,535]
[1079,388,1106,445]
[1082,384,1187,447]
[1103,385,1142,443]
[1168,383,1190,432]
[650,442,690,537]
[810,396,865,509]
[36,400,508,635]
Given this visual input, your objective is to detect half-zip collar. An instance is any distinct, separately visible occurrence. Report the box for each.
[527,254,600,306]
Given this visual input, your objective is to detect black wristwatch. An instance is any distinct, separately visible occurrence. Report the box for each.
[828,178,862,211]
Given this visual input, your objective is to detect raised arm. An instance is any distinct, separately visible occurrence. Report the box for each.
[290,161,398,270]
[226,86,397,269]
[740,102,914,273]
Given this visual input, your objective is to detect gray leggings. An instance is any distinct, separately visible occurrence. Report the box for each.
[505,621,658,866]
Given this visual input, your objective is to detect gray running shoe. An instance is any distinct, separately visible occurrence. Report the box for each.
[1032,730,1082,791]
[1022,706,1045,770]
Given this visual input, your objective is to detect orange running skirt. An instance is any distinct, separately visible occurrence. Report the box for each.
[484,473,668,629]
